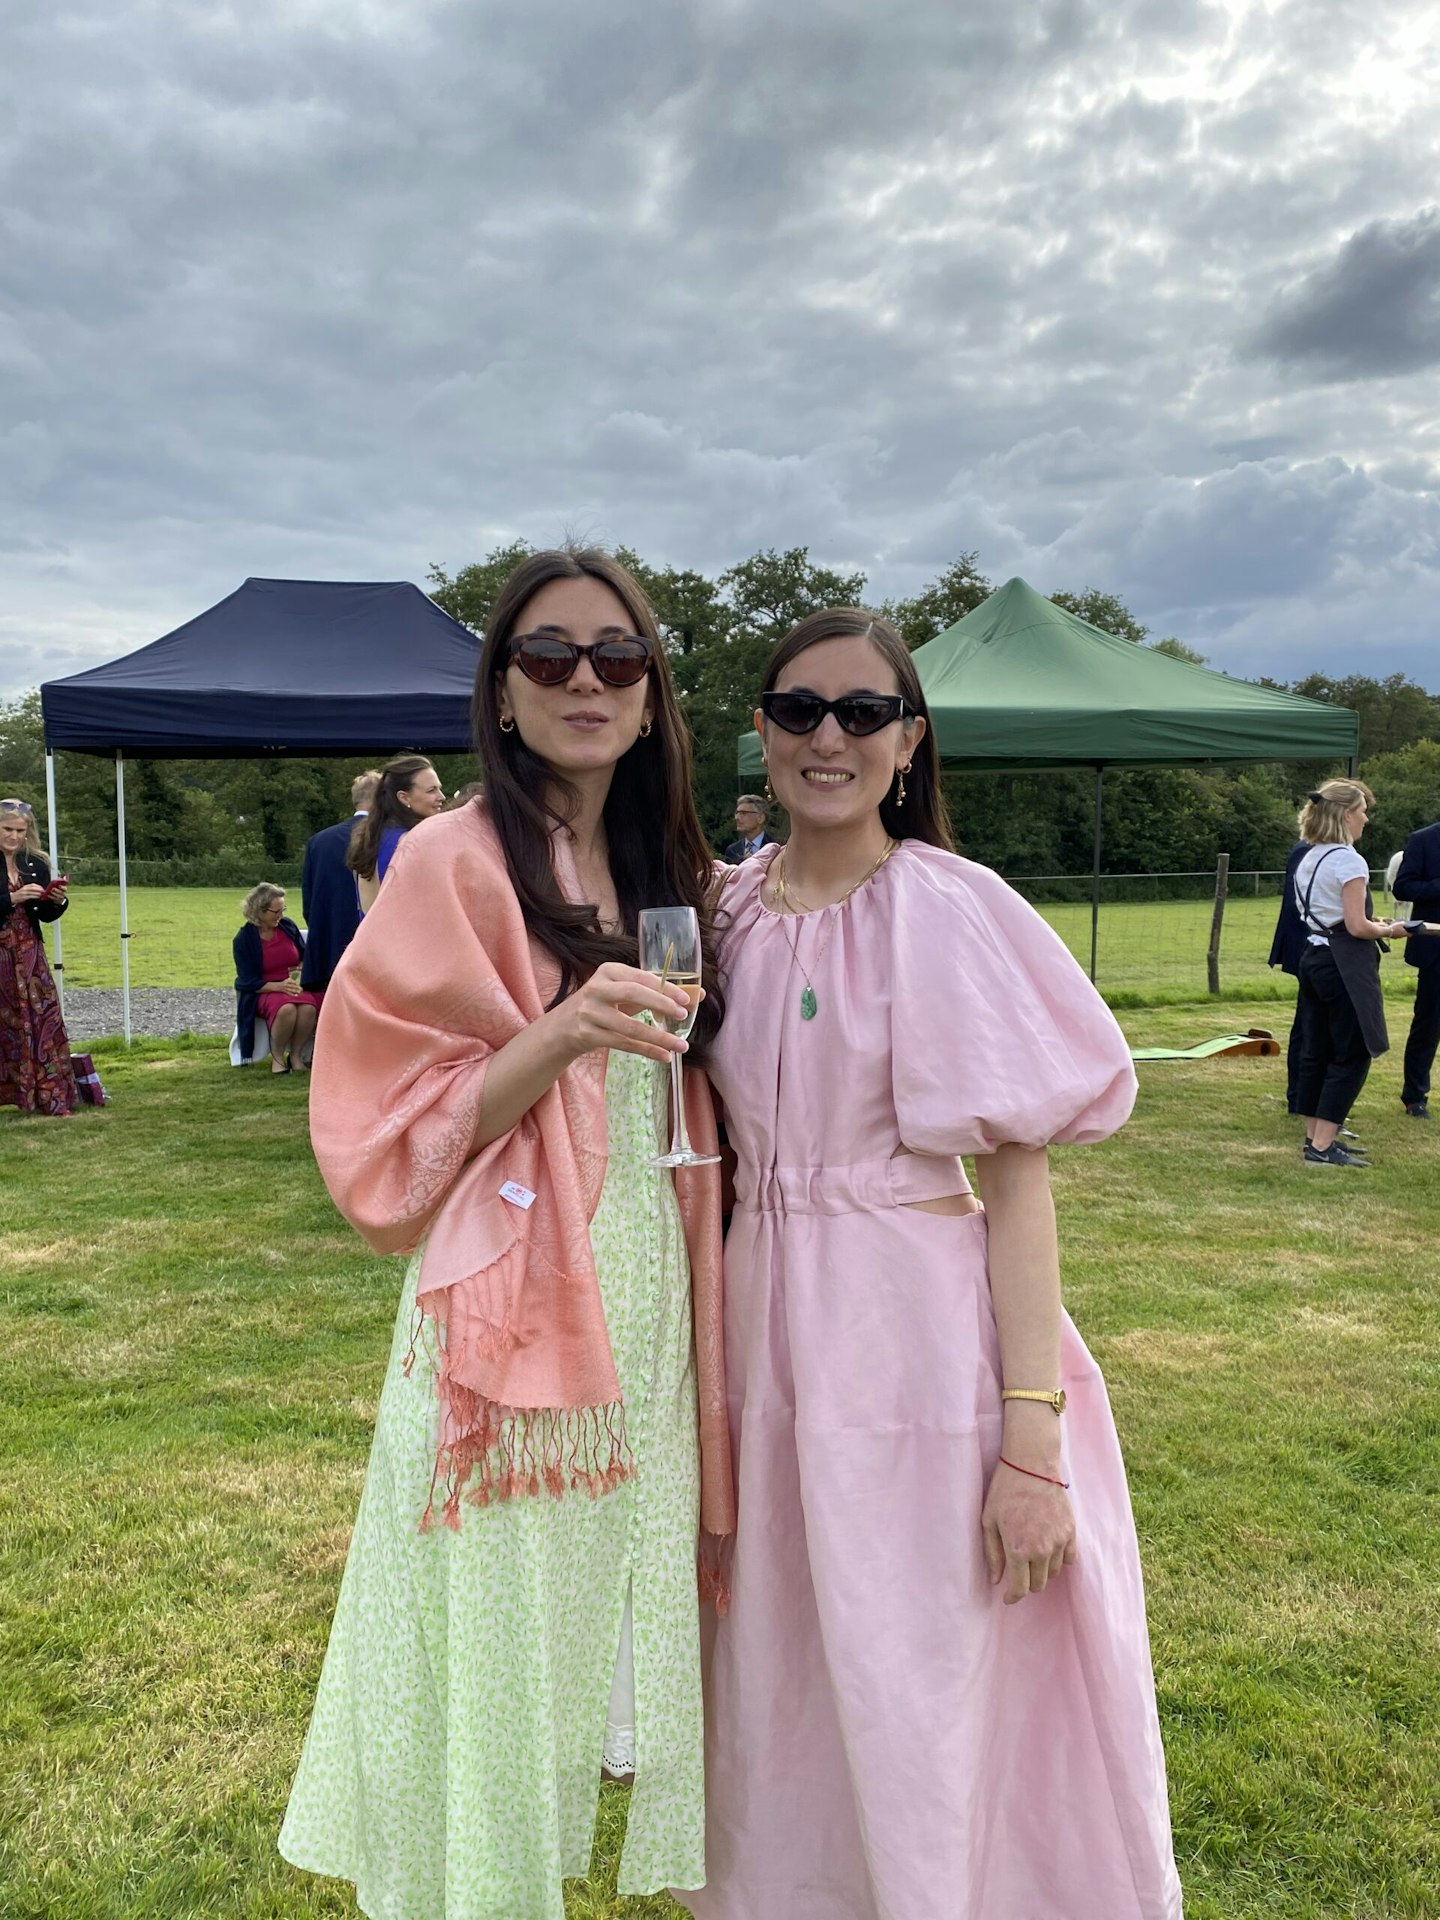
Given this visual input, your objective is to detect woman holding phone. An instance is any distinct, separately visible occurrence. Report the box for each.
[678,611,1181,1920]
[281,549,733,1920]
[0,796,77,1117]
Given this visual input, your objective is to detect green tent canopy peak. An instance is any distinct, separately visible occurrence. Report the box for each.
[737,575,1357,776]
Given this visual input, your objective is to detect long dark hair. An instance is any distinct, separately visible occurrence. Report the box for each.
[347,755,436,880]
[761,608,954,851]
[472,547,723,1053]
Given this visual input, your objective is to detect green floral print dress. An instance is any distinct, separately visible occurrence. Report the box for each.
[279,1050,705,1919]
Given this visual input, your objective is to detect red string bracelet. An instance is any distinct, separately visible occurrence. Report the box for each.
[998,1456,1069,1490]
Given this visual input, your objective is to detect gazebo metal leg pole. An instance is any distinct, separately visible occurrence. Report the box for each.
[116,750,131,1047]
[1090,765,1103,984]
[45,750,64,1014]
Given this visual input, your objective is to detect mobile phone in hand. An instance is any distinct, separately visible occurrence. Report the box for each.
[40,875,69,898]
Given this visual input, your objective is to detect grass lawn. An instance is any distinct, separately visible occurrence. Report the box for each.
[51,886,1421,1005]
[2,1009,1437,1918]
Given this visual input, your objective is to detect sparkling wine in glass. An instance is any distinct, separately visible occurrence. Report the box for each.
[638,906,721,1170]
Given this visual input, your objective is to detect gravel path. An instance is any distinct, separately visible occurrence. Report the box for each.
[62,987,237,1044]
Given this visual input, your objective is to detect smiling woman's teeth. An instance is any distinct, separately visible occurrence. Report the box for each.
[803,770,852,783]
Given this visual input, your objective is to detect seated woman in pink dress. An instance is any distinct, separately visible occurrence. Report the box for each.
[677,610,1182,1920]
[233,883,324,1074]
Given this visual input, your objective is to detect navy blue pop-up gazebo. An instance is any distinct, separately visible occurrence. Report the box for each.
[39,577,480,1038]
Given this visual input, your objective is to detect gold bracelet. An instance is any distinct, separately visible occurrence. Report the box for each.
[1000,1388,1067,1414]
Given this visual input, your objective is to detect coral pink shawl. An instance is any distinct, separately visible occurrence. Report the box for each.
[309,802,734,1546]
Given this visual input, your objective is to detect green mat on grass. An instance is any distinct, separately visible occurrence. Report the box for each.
[1131,1029,1280,1063]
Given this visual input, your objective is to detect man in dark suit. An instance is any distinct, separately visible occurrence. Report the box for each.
[723,794,780,865]
[1395,815,1440,1118]
[300,770,378,992]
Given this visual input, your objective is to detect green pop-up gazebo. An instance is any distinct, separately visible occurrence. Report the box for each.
[737,577,1359,974]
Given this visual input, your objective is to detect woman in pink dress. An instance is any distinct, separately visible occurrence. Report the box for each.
[679,610,1183,1920]
[233,883,324,1073]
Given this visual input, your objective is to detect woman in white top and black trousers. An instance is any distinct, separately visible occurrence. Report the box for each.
[1293,779,1408,1167]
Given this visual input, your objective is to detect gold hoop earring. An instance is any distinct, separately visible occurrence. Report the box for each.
[894,765,908,806]
[499,715,515,733]
[639,718,652,738]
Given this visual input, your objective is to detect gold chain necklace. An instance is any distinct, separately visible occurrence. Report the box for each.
[771,839,896,1019]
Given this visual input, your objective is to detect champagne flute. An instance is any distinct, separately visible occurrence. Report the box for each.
[638,906,720,1170]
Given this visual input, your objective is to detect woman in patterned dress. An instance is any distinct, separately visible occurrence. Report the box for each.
[281,549,732,1920]
[0,796,78,1118]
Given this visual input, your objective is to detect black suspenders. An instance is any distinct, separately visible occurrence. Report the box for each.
[1297,846,1344,939]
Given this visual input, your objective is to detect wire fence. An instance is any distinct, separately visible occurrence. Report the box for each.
[45,864,1417,1008]
[1005,867,1414,1001]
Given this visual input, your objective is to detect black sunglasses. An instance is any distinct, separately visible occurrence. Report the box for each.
[761,690,912,737]
[508,631,654,688]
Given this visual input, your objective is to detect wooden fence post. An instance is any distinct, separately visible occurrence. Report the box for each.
[1207,853,1230,995]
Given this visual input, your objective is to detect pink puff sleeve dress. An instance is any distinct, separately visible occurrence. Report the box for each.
[677,841,1183,1920]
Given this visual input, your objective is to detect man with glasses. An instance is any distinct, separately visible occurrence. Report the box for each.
[723,794,778,865]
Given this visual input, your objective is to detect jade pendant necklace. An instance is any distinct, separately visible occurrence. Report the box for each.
[771,839,897,1019]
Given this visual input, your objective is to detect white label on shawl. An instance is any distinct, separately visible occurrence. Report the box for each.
[499,1181,537,1210]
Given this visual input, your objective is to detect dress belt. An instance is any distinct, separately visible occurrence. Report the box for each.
[734,1154,971,1216]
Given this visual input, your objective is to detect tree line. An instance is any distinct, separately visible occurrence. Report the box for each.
[4,543,1438,879]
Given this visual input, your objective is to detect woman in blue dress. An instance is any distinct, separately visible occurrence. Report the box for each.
[347,755,447,914]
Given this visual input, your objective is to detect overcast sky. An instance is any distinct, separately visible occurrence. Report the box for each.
[5,0,1439,699]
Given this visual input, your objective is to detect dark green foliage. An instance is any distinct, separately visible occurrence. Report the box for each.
[1290,672,1440,759]
[1363,739,1440,856]
[884,552,994,650]
[1048,587,1149,644]
[427,540,536,634]
[9,551,1437,877]
[1151,636,1210,665]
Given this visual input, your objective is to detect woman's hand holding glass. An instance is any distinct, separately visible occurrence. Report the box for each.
[638,907,720,1169]
[554,961,695,1067]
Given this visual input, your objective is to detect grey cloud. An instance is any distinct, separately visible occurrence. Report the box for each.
[1247,209,1440,379]
[3,0,1440,698]
[1028,456,1440,677]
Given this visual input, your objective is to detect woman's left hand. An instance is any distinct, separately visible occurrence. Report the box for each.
[981,1465,1077,1605]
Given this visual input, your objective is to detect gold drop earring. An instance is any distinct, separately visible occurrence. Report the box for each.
[894,764,908,806]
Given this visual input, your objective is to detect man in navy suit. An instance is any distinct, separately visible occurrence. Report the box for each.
[1395,815,1440,1118]
[300,770,379,992]
[723,794,781,865]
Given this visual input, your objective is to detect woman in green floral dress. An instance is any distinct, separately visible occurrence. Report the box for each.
[281,549,733,1920]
